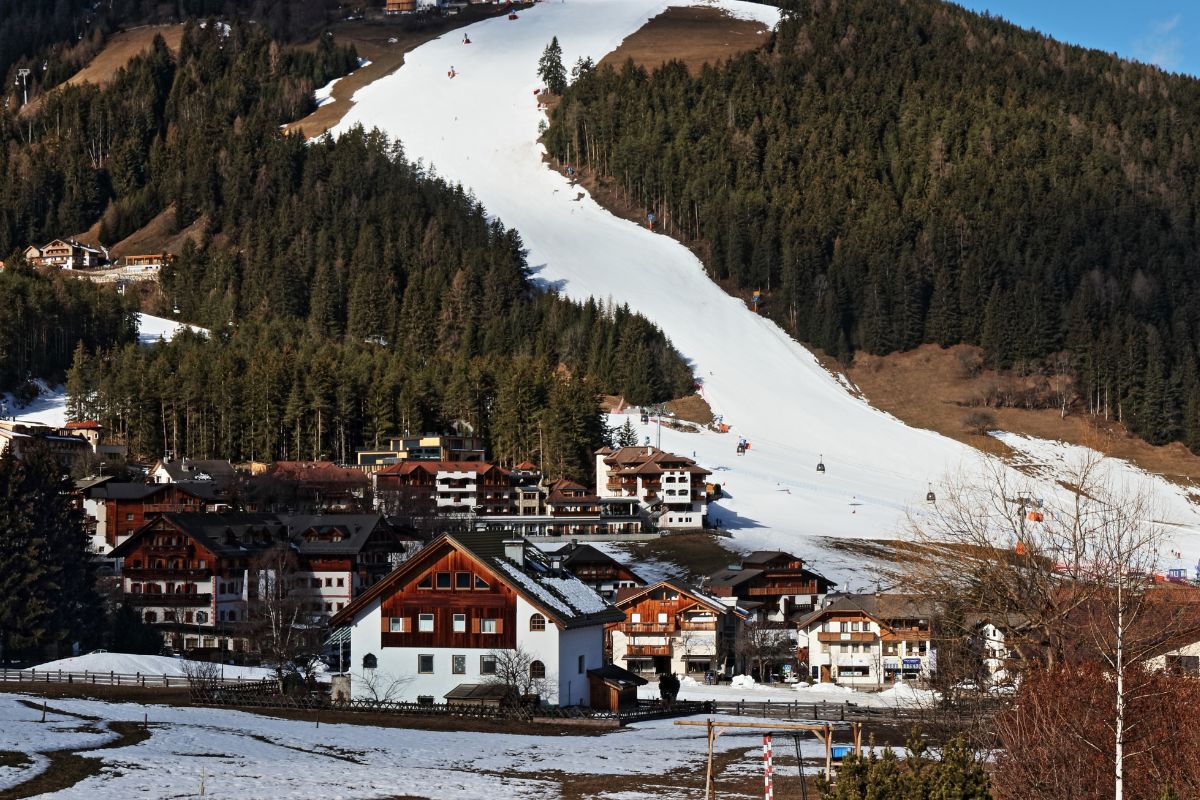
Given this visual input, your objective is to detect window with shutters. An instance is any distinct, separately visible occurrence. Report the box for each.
[481,618,498,634]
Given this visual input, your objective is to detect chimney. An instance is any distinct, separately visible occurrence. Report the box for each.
[503,538,525,567]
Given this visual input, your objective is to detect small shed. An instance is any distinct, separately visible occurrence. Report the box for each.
[444,683,512,708]
[587,664,647,711]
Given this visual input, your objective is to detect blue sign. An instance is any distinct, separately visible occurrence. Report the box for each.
[902,658,921,668]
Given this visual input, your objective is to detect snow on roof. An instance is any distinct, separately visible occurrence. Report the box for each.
[540,575,610,614]
[496,560,573,619]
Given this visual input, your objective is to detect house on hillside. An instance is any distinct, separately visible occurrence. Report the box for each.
[595,446,710,530]
[123,253,173,271]
[264,461,369,511]
[797,594,938,687]
[355,432,486,473]
[85,481,221,553]
[24,239,109,269]
[149,458,239,491]
[329,532,624,707]
[549,541,646,600]
[706,551,837,627]
[610,580,748,677]
[373,460,515,523]
[109,512,417,655]
[0,421,93,468]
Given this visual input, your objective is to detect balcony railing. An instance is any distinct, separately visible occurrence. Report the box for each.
[746,584,817,596]
[625,644,672,657]
[124,568,211,580]
[678,621,717,631]
[621,622,676,634]
[817,631,877,644]
[125,593,212,607]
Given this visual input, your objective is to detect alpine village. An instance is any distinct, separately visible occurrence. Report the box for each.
[1,0,1200,798]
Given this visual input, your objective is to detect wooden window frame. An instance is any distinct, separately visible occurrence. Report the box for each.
[452,613,467,633]
[418,654,434,674]
[417,575,433,590]
[473,575,490,590]
[418,613,435,633]
[480,618,499,634]
[529,613,546,632]
[435,572,452,590]
[454,572,472,590]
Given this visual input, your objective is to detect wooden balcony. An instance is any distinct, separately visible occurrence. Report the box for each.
[621,622,676,634]
[626,644,672,657]
[817,631,876,644]
[124,568,211,580]
[126,593,212,607]
[746,584,817,597]
[678,621,717,631]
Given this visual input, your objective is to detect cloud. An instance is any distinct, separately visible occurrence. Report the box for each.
[1133,15,1183,71]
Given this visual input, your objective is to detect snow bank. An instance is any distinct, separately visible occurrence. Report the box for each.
[794,681,856,695]
[31,652,278,681]
[875,681,940,706]
[2,380,67,427]
[730,674,756,688]
[136,312,208,346]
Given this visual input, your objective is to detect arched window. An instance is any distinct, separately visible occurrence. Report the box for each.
[529,613,546,632]
[530,660,546,680]
[362,653,378,670]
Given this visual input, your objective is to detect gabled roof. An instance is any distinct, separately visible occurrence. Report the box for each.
[64,420,102,430]
[153,459,238,484]
[330,531,624,630]
[613,579,747,619]
[587,663,648,689]
[375,460,506,477]
[89,481,219,502]
[601,446,711,477]
[795,594,940,631]
[110,512,401,559]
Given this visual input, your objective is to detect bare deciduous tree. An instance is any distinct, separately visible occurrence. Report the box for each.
[485,644,556,704]
[247,544,324,692]
[906,452,1200,800]
[353,669,413,704]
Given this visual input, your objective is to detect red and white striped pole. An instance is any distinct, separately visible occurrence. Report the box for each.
[763,733,774,800]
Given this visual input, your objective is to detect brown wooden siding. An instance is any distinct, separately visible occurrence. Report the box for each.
[379,548,517,649]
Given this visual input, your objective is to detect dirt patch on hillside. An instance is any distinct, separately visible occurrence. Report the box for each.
[600,6,772,74]
[843,343,1200,488]
[666,393,714,426]
[65,25,184,89]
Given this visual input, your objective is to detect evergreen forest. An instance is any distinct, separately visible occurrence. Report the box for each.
[1,19,692,481]
[545,0,1200,451]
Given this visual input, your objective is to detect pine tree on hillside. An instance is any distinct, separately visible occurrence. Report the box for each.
[538,37,567,95]
[616,417,639,447]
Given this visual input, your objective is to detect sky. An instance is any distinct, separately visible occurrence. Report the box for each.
[955,1,1198,77]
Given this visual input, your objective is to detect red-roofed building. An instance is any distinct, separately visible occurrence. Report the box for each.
[266,461,368,510]
[373,461,514,524]
[595,446,710,530]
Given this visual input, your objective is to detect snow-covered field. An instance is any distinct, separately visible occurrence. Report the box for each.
[0,695,848,799]
[30,652,284,682]
[333,0,1200,580]
[638,675,939,708]
[4,313,205,428]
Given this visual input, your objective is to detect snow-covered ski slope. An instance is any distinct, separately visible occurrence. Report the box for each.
[335,0,1200,575]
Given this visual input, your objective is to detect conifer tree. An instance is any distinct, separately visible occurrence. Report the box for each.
[538,36,567,95]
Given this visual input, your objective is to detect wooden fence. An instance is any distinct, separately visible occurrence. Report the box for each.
[0,669,259,689]
[711,698,1002,725]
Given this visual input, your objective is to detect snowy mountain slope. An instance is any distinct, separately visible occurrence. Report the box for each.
[333,0,1200,576]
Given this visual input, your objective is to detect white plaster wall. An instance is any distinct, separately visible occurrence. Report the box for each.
[515,596,560,703]
[556,624,602,707]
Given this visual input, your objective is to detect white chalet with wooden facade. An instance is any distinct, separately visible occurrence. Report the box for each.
[330,532,624,707]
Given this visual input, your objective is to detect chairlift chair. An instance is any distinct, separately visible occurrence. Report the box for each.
[816,454,825,474]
